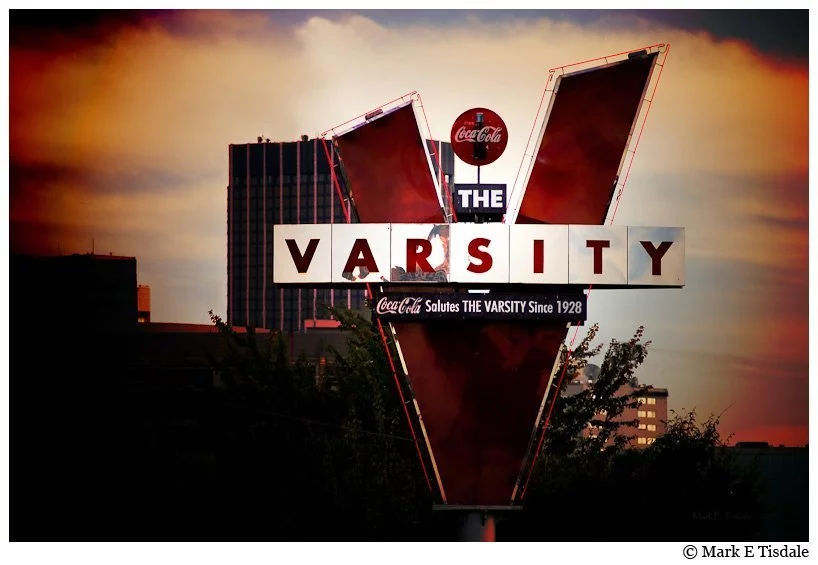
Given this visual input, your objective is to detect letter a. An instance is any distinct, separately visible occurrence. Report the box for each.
[343,239,379,275]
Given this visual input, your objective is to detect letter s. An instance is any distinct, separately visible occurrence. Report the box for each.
[467,238,493,274]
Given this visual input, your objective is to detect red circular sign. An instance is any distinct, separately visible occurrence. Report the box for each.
[450,107,508,166]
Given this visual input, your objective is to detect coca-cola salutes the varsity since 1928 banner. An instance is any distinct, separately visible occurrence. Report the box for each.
[450,107,508,166]
[372,293,588,322]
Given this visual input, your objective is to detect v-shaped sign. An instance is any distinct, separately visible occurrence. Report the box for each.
[324,45,667,506]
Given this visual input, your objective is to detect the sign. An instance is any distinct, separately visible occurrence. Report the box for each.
[272,223,685,286]
[319,46,670,509]
[372,292,587,322]
[454,183,507,214]
[450,108,508,166]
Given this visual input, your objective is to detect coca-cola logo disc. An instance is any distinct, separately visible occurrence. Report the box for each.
[450,107,508,166]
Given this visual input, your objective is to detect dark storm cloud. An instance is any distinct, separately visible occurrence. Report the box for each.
[627,9,808,60]
[9,9,157,49]
[9,9,301,48]
[9,162,87,199]
[351,9,808,60]
[11,9,808,61]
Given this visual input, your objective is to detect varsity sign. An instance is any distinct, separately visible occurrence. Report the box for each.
[373,292,587,322]
[272,223,685,286]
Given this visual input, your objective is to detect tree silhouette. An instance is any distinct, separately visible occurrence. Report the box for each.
[505,326,761,541]
[203,309,434,540]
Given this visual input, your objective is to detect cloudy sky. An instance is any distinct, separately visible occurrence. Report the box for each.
[8,9,809,446]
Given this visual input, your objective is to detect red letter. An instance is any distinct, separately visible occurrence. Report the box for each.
[407,239,433,273]
[640,241,674,275]
[586,240,610,274]
[533,240,544,274]
[467,238,493,274]
[285,239,320,273]
[343,239,379,275]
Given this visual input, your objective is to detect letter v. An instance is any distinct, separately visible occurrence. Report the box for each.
[285,239,320,273]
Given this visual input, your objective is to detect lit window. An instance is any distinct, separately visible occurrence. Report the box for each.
[637,437,647,445]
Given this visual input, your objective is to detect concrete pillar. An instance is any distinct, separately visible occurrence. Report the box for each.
[459,511,496,542]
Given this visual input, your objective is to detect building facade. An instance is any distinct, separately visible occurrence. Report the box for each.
[565,364,670,447]
[137,285,151,324]
[12,253,139,331]
[619,384,669,446]
[227,137,454,332]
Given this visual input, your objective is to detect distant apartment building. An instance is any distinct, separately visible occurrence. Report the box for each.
[565,364,669,447]
[226,137,454,332]
[137,285,151,324]
[619,384,669,446]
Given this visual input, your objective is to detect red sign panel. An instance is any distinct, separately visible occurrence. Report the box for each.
[516,53,657,225]
[395,322,565,504]
[334,103,444,224]
[450,108,508,166]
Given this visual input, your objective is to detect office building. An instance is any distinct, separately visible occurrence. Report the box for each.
[137,285,151,324]
[566,364,669,447]
[621,384,669,446]
[227,137,454,332]
[12,253,139,331]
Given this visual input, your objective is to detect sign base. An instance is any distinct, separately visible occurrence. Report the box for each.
[433,505,523,542]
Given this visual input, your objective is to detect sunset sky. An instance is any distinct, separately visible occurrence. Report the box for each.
[8,9,809,446]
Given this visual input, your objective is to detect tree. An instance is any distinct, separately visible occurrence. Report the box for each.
[203,309,434,540]
[642,410,763,540]
[203,313,760,541]
[531,324,650,462]
[504,325,760,541]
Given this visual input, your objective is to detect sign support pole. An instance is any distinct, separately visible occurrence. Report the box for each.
[435,505,521,541]
[460,511,495,541]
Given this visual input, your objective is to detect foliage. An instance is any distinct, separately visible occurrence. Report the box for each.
[202,314,760,541]
[11,300,773,541]
[201,309,433,540]
[509,323,761,540]
[535,324,650,461]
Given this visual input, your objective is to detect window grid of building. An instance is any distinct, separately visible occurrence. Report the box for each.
[226,138,453,333]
